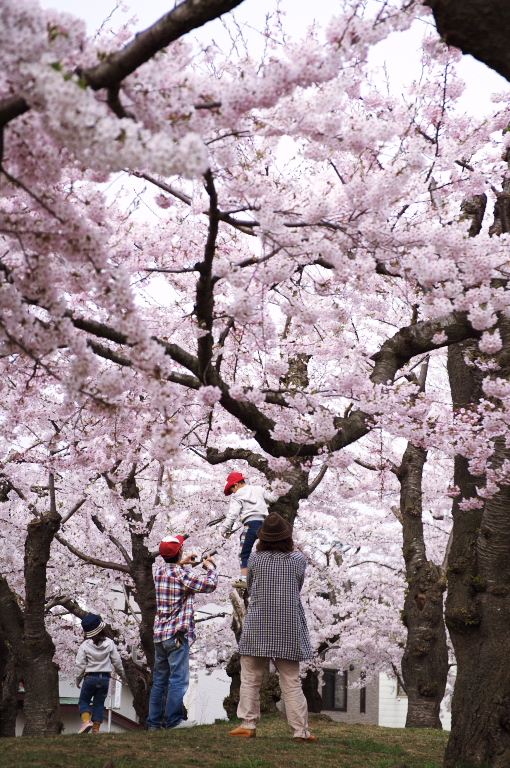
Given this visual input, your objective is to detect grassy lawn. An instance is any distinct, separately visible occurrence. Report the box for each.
[0,715,448,768]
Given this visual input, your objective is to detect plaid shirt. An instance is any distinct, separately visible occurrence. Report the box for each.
[153,563,218,644]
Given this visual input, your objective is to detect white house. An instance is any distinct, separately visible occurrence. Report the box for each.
[320,666,451,730]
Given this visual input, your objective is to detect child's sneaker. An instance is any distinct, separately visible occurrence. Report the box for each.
[232,579,247,590]
[79,721,93,734]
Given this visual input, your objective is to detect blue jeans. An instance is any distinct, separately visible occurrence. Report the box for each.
[147,635,190,729]
[79,673,110,723]
[239,520,263,568]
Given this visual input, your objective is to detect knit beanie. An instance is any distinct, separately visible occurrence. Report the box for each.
[257,512,292,541]
[81,614,106,638]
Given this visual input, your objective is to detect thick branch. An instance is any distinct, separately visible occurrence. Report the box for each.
[91,515,133,567]
[45,595,87,619]
[83,0,246,90]
[426,0,510,83]
[370,312,479,386]
[54,533,130,573]
[0,96,30,129]
[204,447,270,475]
[0,0,246,127]
[195,170,220,379]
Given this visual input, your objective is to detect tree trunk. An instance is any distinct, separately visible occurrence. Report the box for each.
[0,631,19,737]
[21,510,63,735]
[268,463,311,525]
[444,336,510,767]
[122,655,151,726]
[122,470,157,727]
[398,443,448,729]
[301,669,323,713]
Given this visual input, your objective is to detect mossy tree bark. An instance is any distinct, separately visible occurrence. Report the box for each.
[444,335,510,767]
[397,442,448,729]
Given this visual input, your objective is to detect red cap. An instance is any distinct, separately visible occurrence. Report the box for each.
[159,535,185,557]
[224,472,246,496]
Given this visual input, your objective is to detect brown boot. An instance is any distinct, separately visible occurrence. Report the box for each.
[294,734,318,743]
[228,727,256,738]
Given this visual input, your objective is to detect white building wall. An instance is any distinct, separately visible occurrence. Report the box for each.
[377,673,408,728]
[185,669,230,724]
[377,673,451,730]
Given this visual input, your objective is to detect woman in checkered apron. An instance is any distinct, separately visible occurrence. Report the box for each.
[228,512,317,743]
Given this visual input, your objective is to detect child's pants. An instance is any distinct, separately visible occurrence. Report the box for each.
[239,520,263,568]
[237,655,310,739]
[79,672,110,723]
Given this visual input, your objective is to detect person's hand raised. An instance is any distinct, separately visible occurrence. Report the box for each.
[178,553,198,566]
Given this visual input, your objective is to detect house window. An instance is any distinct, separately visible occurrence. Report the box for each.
[322,669,348,711]
[396,677,407,697]
[360,671,366,713]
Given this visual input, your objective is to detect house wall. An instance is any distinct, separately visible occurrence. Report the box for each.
[377,673,408,728]
[377,673,452,731]
[321,668,379,726]
[185,668,230,724]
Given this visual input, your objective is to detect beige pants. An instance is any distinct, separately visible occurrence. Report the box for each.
[237,655,310,739]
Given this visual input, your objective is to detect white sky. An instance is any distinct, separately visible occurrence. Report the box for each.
[39,0,508,118]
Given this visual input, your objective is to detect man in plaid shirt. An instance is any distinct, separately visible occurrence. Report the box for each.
[147,535,217,730]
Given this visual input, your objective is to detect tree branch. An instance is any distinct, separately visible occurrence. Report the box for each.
[54,533,130,573]
[204,446,270,475]
[0,0,247,128]
[426,0,510,83]
[348,560,399,571]
[195,611,229,623]
[133,171,256,235]
[83,0,247,91]
[307,464,328,496]
[195,169,220,380]
[45,594,87,619]
[61,497,87,525]
[90,515,133,567]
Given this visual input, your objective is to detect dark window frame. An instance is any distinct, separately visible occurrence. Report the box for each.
[322,669,348,712]
[359,670,367,713]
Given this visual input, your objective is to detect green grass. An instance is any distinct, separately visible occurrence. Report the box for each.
[0,715,449,768]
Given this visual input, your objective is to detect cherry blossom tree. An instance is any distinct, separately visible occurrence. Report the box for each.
[0,417,88,735]
[5,0,510,762]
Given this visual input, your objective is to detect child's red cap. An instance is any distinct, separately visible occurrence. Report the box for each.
[224,472,246,496]
[159,535,185,557]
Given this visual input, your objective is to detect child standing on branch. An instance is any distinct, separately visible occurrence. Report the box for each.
[220,472,278,589]
[75,614,125,734]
